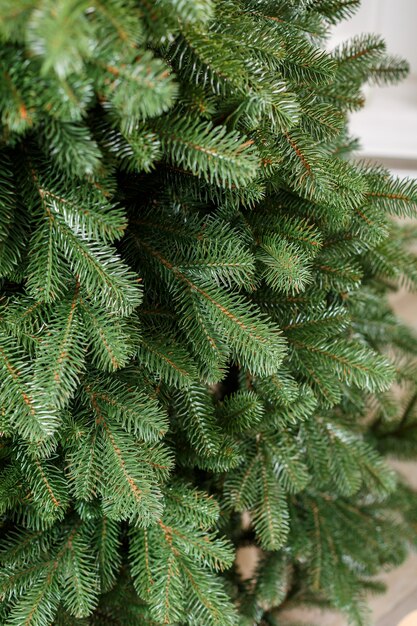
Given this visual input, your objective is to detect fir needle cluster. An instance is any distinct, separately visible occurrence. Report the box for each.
[1,1,417,625]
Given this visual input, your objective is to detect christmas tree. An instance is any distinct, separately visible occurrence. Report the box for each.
[1,0,417,624]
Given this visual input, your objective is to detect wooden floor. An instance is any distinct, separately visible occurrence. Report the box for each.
[274,462,417,626]
[237,288,417,625]
[278,549,417,625]
[238,466,417,625]
[370,293,417,625]
[285,290,417,625]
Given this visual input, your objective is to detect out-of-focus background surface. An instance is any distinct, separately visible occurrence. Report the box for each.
[331,0,417,174]
[290,2,417,624]
[239,2,417,624]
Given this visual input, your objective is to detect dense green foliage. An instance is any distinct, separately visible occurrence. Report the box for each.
[1,1,417,624]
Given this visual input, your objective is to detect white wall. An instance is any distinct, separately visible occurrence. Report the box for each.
[332,0,417,76]
[329,0,417,167]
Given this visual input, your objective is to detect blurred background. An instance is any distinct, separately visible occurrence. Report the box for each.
[291,2,417,623]
[331,0,417,179]
[332,0,417,354]
[330,0,417,375]
[238,3,417,624]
